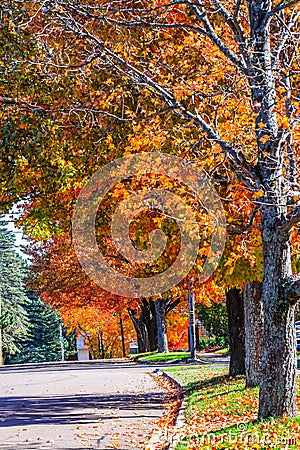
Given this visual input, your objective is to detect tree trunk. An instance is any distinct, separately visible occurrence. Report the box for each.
[119,315,126,357]
[144,299,157,352]
[244,281,263,388]
[99,331,105,359]
[128,299,158,353]
[226,288,245,377]
[154,299,168,353]
[128,308,150,353]
[258,209,297,418]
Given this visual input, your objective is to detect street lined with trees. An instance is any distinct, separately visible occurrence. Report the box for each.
[0,0,300,435]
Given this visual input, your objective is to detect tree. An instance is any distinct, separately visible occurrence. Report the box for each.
[196,278,262,382]
[166,308,189,350]
[0,218,29,363]
[128,299,157,352]
[11,291,76,364]
[2,1,223,357]
[30,0,299,418]
[27,233,183,353]
[58,304,134,359]
[196,300,228,339]
[195,182,263,380]
[0,1,61,213]
[7,0,300,417]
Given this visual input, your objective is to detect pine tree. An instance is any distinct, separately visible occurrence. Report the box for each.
[11,291,76,364]
[0,218,29,363]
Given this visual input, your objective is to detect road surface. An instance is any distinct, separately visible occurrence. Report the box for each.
[0,360,169,449]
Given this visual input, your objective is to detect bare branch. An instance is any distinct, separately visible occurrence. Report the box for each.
[51,1,207,34]
[267,0,300,18]
[186,0,248,74]
[0,96,45,112]
[234,0,243,18]
[273,10,300,65]
[59,105,177,122]
[210,0,246,45]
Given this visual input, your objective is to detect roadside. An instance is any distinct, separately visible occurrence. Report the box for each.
[161,364,300,450]
[131,350,230,366]
[0,360,173,450]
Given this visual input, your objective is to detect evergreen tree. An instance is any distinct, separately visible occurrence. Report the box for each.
[0,218,29,363]
[11,291,76,363]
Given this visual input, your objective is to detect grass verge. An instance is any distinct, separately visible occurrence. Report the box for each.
[134,351,190,363]
[163,365,300,449]
[213,347,230,355]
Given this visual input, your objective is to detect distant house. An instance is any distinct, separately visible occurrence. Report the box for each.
[76,336,90,361]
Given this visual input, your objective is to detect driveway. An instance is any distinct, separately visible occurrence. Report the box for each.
[0,360,169,449]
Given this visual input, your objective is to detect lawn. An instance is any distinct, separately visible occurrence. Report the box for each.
[133,351,190,362]
[163,365,300,449]
[213,347,230,355]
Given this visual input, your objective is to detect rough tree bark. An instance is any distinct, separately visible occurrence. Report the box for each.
[244,281,263,388]
[226,288,245,377]
[154,298,168,353]
[258,212,298,418]
[248,1,299,415]
[128,307,151,353]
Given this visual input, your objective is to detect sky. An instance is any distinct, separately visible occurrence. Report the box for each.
[5,207,30,260]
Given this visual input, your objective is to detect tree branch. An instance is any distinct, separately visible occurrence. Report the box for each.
[284,204,300,231]
[0,96,44,112]
[166,297,180,314]
[50,12,259,190]
[228,206,260,235]
[234,0,243,18]
[267,0,300,19]
[272,10,300,65]
[53,1,207,34]
[210,0,246,46]
[187,0,248,74]
[284,274,300,305]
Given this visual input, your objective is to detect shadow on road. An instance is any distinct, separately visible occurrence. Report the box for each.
[0,391,165,428]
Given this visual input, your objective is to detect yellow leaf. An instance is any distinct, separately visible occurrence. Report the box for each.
[282,116,290,130]
[260,135,270,144]
[252,189,264,199]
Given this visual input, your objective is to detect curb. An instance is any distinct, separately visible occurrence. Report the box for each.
[145,369,174,450]
[161,370,187,450]
[145,369,187,450]
[130,357,190,366]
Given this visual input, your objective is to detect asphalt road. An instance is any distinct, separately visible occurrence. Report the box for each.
[0,360,169,450]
